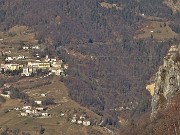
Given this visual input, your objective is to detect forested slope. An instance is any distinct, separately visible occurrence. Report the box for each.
[0,0,179,127]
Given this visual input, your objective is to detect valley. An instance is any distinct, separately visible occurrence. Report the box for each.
[0,0,180,135]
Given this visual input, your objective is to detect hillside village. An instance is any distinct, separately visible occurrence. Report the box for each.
[0,81,93,128]
[12,104,91,126]
[0,78,94,129]
[0,54,68,77]
[0,26,100,133]
[0,26,69,77]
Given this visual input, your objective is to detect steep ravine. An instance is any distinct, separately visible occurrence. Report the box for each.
[151,45,180,119]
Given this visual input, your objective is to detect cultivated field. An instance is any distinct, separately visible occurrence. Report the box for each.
[0,76,110,135]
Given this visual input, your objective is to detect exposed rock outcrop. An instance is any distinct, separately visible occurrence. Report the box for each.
[164,0,180,13]
[151,45,180,119]
[100,2,122,10]
[146,83,155,96]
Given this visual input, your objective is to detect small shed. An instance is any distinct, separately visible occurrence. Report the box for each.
[42,112,50,117]
[83,120,91,126]
[21,112,28,116]
[77,120,83,124]
[35,101,42,105]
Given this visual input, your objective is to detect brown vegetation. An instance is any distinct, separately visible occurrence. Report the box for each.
[0,0,179,131]
[119,91,180,135]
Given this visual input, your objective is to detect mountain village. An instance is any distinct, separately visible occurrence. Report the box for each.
[0,36,93,128]
[0,53,68,77]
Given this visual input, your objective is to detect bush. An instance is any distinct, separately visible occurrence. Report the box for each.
[5,69,23,76]
[42,98,56,106]
[173,51,180,62]
[10,88,30,103]
[0,95,6,103]
[39,125,45,134]
[0,79,5,87]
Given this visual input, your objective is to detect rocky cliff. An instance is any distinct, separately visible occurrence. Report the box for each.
[164,0,180,13]
[151,45,180,119]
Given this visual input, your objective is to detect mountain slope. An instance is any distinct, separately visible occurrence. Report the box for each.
[0,0,179,128]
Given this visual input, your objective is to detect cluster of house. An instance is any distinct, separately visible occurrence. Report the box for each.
[71,114,91,126]
[5,55,28,61]
[22,45,40,50]
[0,90,51,117]
[0,55,68,76]
[20,105,50,117]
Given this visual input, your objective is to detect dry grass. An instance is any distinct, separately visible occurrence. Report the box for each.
[0,76,107,135]
[7,25,37,44]
[100,2,113,9]
[135,21,177,41]
[0,25,40,60]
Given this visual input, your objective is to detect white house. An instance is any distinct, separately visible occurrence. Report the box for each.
[6,91,11,95]
[83,120,91,126]
[71,115,77,122]
[5,57,13,61]
[14,107,20,111]
[71,118,76,123]
[32,46,40,50]
[22,67,31,76]
[60,113,65,116]
[22,106,31,110]
[42,112,50,117]
[0,94,10,98]
[51,62,61,68]
[34,113,41,117]
[50,58,57,62]
[50,68,63,76]
[21,112,28,116]
[32,110,37,114]
[23,46,29,50]
[77,120,83,124]
[4,84,11,88]
[36,107,45,111]
[25,109,31,114]
[41,94,47,97]
[35,101,42,105]
[55,69,63,76]
[80,116,86,120]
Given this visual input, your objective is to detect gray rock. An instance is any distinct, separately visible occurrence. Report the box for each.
[151,45,180,120]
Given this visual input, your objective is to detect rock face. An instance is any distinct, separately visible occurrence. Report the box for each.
[146,83,155,96]
[151,45,180,119]
[164,0,180,13]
